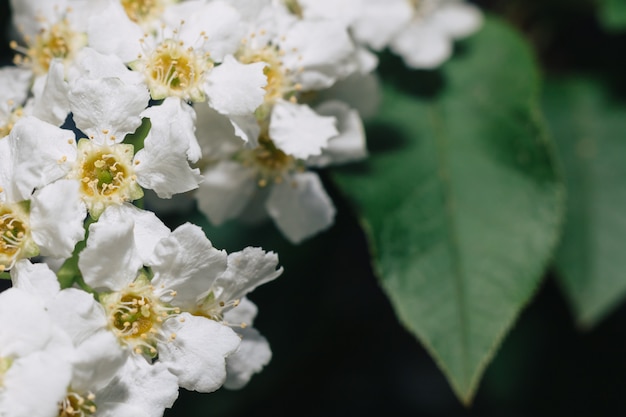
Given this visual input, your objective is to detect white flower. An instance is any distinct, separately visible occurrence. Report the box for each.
[9,0,104,78]
[11,259,174,417]
[352,0,483,69]
[229,4,359,151]
[11,72,201,219]
[279,0,379,74]
[195,101,365,243]
[10,261,132,416]
[69,48,203,198]
[88,0,267,116]
[0,124,86,270]
[189,247,283,388]
[78,204,242,393]
[237,4,357,94]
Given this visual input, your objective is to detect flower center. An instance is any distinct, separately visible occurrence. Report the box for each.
[238,45,300,110]
[0,202,38,272]
[11,18,87,76]
[81,153,128,197]
[58,391,96,417]
[236,131,299,187]
[133,38,212,102]
[121,0,165,25]
[69,139,142,219]
[193,291,243,326]
[101,274,179,358]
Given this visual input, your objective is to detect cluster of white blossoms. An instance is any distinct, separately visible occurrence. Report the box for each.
[0,0,481,415]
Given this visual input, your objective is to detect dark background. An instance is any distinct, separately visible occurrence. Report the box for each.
[2,1,626,416]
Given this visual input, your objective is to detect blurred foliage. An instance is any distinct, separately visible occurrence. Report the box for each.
[545,78,626,328]
[599,0,626,31]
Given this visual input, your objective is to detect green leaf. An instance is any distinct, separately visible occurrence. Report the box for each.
[544,78,626,327]
[599,0,626,32]
[332,18,563,403]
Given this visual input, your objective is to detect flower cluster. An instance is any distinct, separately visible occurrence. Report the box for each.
[0,0,481,415]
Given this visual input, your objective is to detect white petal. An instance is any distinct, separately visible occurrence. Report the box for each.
[0,137,14,201]
[0,351,72,417]
[222,297,258,325]
[69,47,144,85]
[30,60,70,126]
[143,98,201,162]
[87,3,143,63]
[215,248,282,303]
[281,19,356,89]
[71,330,127,392]
[164,1,244,61]
[10,0,56,36]
[298,0,361,24]
[224,326,271,390]
[390,21,452,69]
[307,100,367,167]
[0,66,31,115]
[266,172,336,243]
[227,0,272,21]
[355,46,379,74]
[158,313,240,392]
[9,117,76,200]
[97,356,179,417]
[46,288,108,347]
[78,212,142,292]
[150,223,227,307]
[269,101,337,159]
[10,260,60,300]
[0,290,73,417]
[196,161,257,225]
[230,115,261,146]
[431,2,483,39]
[0,288,56,356]
[104,204,171,264]
[69,77,149,143]
[97,403,150,417]
[135,100,202,198]
[194,104,247,157]
[30,180,86,259]
[351,0,412,50]
[205,56,267,117]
